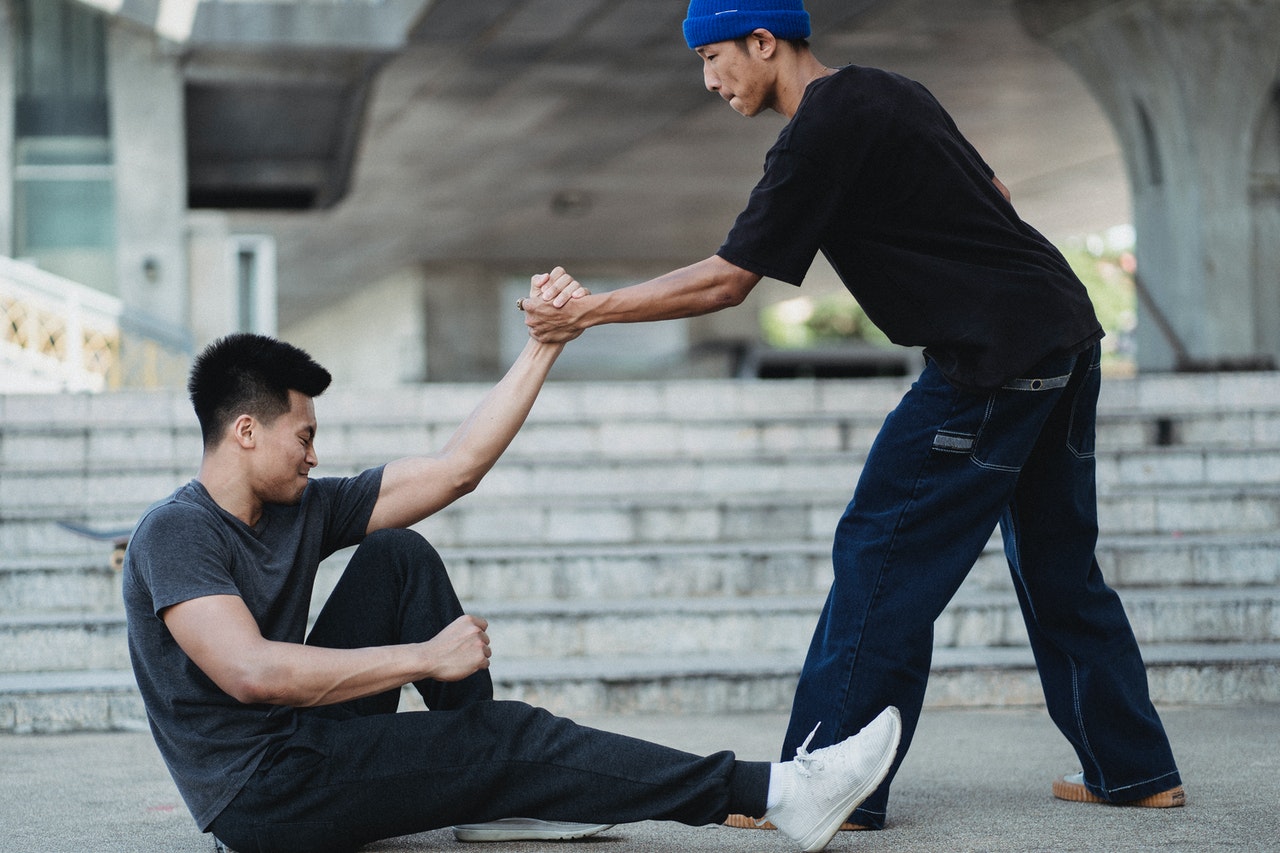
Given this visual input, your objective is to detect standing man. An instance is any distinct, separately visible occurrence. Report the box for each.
[122,269,903,853]
[523,0,1184,832]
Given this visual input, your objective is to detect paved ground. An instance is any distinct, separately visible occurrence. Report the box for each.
[3,705,1275,853]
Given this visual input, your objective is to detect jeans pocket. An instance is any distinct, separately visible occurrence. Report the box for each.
[963,360,1076,472]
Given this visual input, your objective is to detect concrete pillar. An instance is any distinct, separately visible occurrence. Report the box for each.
[1016,0,1280,372]
[1252,79,1280,357]
[186,211,236,350]
[107,24,188,332]
[0,2,13,259]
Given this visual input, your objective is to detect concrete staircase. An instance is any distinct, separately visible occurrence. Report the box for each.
[2,372,1278,732]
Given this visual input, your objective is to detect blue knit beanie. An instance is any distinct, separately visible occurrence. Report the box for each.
[683,0,811,50]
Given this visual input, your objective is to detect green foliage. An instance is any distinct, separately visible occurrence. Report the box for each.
[760,234,1139,373]
[761,292,890,349]
[1059,239,1138,371]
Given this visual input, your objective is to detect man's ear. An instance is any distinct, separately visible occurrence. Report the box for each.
[749,28,777,59]
[232,414,257,449]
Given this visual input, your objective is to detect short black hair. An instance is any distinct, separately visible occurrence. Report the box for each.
[188,333,332,448]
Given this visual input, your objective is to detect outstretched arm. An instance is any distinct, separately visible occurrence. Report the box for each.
[366,269,583,532]
[522,255,762,344]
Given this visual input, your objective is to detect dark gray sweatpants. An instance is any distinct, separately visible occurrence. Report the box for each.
[207,529,770,853]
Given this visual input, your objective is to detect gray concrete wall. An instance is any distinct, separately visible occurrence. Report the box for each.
[421,263,506,382]
[283,265,428,388]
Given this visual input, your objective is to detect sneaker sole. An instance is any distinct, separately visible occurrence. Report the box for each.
[453,823,614,842]
[723,815,868,831]
[1052,779,1186,808]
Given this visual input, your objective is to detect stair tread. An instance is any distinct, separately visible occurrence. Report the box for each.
[6,640,1280,693]
[7,584,1279,628]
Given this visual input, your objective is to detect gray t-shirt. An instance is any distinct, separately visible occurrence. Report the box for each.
[122,468,383,829]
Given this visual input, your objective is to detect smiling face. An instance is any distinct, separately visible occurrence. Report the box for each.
[696,33,777,117]
[249,389,318,507]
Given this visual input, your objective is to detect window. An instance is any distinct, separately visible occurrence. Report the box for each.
[11,0,116,293]
[230,235,278,335]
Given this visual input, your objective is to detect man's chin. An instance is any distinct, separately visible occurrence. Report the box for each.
[277,481,309,506]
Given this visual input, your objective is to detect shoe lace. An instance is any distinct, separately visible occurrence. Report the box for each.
[792,722,823,778]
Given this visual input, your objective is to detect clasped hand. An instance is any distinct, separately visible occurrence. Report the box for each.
[524,266,589,343]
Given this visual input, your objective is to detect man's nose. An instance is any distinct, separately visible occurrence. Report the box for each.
[703,65,719,92]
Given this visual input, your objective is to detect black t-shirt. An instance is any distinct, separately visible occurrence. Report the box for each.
[718,65,1103,390]
[122,469,383,829]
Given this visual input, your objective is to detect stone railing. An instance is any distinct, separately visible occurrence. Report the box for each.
[0,256,190,392]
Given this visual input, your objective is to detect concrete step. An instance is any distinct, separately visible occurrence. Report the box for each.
[4,371,1280,456]
[480,586,1280,658]
[5,641,1278,733]
[388,530,1280,602]
[7,480,1280,568]
[4,528,1278,616]
[5,385,1280,485]
[491,643,1280,715]
[5,446,1280,533]
[7,584,1278,674]
[413,485,1280,551]
[0,556,120,614]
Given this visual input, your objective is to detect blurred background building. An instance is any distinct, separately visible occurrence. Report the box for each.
[3,1,1278,740]
[1,0,1277,390]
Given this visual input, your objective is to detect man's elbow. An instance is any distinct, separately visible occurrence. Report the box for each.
[221,660,293,706]
[710,269,759,310]
[444,466,483,501]
[711,284,749,310]
[224,671,278,705]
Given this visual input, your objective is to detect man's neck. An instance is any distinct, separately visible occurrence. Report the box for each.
[198,458,263,528]
[774,51,835,119]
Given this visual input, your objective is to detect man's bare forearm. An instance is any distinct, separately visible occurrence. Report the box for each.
[246,641,438,707]
[525,256,761,342]
[166,596,492,708]
[368,337,564,531]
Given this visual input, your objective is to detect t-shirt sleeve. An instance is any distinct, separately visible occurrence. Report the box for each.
[308,465,384,557]
[717,148,846,286]
[129,501,240,615]
[716,76,892,287]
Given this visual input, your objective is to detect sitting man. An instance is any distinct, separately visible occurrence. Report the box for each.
[122,270,901,853]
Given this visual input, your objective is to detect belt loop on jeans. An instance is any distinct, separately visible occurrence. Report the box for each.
[1001,373,1071,392]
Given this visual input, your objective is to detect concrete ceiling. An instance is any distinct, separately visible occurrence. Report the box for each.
[227,0,1131,326]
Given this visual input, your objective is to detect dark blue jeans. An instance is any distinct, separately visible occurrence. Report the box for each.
[209,529,769,853]
[782,345,1180,828]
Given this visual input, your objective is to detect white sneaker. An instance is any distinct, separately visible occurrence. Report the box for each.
[452,818,615,842]
[763,707,902,852]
